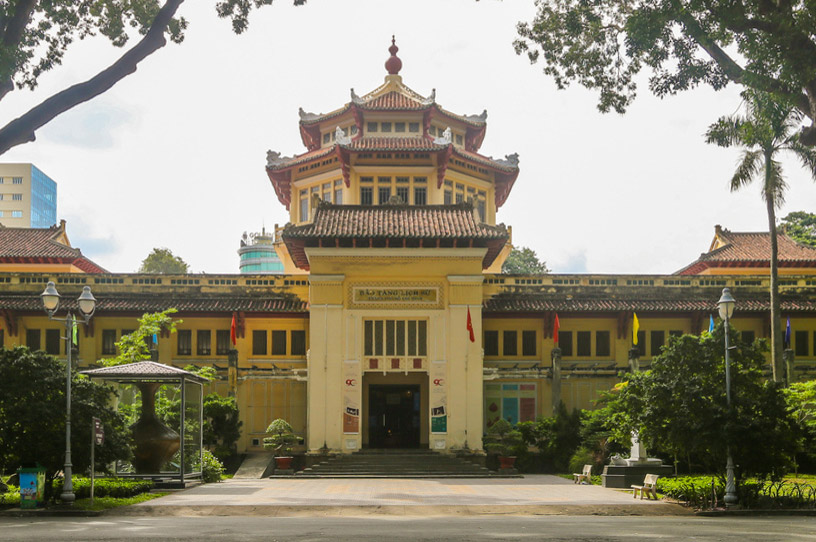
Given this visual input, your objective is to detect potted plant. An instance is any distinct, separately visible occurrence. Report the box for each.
[264,418,299,472]
[483,418,524,471]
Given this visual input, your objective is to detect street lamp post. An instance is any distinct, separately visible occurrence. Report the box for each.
[40,281,96,505]
[717,287,738,508]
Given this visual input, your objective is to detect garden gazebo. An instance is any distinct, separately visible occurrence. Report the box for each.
[81,361,206,487]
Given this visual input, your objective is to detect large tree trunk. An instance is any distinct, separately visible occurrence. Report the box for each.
[766,177,783,383]
[0,0,185,156]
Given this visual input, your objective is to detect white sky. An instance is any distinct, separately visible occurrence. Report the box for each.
[2,0,815,274]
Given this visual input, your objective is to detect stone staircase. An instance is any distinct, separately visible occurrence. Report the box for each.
[295,449,514,478]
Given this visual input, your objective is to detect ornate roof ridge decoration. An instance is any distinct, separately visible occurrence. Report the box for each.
[266,150,298,168]
[280,201,509,271]
[335,126,352,145]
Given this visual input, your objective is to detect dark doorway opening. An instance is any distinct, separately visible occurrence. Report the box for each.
[367,385,420,448]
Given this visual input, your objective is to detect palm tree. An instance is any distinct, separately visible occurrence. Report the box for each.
[706,90,816,383]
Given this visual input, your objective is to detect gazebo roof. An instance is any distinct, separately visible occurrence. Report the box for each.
[81,361,209,383]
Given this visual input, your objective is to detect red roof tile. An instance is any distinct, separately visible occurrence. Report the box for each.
[676,227,816,274]
[0,225,80,258]
[362,91,426,111]
[343,137,445,152]
[0,224,107,272]
[283,202,508,240]
[0,295,307,313]
[281,201,509,270]
[483,293,816,313]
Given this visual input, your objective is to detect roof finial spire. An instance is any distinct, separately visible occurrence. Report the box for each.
[385,35,402,75]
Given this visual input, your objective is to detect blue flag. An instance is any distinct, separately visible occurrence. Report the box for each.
[152,333,158,345]
[785,317,791,349]
[709,315,715,334]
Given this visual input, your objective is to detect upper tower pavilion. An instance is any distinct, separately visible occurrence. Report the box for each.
[265,38,520,232]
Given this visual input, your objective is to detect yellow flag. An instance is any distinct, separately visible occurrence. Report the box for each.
[632,312,640,345]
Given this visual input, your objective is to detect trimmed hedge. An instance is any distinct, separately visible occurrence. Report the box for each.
[53,477,154,500]
[656,475,815,509]
[0,486,21,506]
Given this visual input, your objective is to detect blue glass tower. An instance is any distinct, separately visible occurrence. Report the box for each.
[29,165,57,228]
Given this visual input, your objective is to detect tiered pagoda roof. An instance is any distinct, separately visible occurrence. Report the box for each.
[266,38,520,210]
[281,200,509,271]
[676,225,816,274]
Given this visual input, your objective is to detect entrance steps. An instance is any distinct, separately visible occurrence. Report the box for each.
[295,449,514,478]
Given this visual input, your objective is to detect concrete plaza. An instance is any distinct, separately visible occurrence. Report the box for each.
[116,474,688,517]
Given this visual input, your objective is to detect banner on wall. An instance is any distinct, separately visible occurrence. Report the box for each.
[484,382,537,429]
[343,363,360,434]
[430,361,447,434]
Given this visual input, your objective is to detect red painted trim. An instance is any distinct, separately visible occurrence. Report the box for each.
[267,168,292,211]
[436,146,452,188]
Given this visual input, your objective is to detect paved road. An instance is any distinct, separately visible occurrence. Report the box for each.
[1,515,814,541]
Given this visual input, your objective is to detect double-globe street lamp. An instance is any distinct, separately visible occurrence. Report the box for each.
[717,287,738,508]
[40,281,96,505]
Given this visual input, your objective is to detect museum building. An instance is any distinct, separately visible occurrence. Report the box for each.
[1,41,816,455]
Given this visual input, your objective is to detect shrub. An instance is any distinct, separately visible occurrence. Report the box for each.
[517,402,581,472]
[52,477,154,500]
[264,419,299,457]
[202,450,225,483]
[568,447,596,475]
[483,418,524,456]
[0,486,20,506]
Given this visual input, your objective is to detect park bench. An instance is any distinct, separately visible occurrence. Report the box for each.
[573,464,592,484]
[631,474,659,500]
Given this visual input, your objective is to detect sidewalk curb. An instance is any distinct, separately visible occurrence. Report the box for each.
[0,508,104,518]
[695,509,816,517]
[105,503,694,517]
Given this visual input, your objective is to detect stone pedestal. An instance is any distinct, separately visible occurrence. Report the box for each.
[601,463,674,488]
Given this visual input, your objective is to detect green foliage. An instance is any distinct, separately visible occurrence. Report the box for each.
[264,419,298,457]
[483,418,524,457]
[781,211,816,247]
[706,90,816,380]
[138,247,190,274]
[785,380,816,468]
[705,91,816,210]
[216,0,308,34]
[102,309,180,366]
[202,394,242,461]
[516,402,581,472]
[0,347,131,488]
[656,475,816,510]
[502,246,549,274]
[201,449,225,483]
[606,326,799,480]
[52,477,154,500]
[0,485,20,506]
[567,447,595,476]
[0,1,188,93]
[514,0,816,144]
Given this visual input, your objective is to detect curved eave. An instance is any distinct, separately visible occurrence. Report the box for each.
[282,236,507,271]
[450,147,519,208]
[675,259,816,275]
[297,99,489,152]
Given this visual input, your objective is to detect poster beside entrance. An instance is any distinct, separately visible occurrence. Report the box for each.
[430,361,447,433]
[343,361,360,433]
